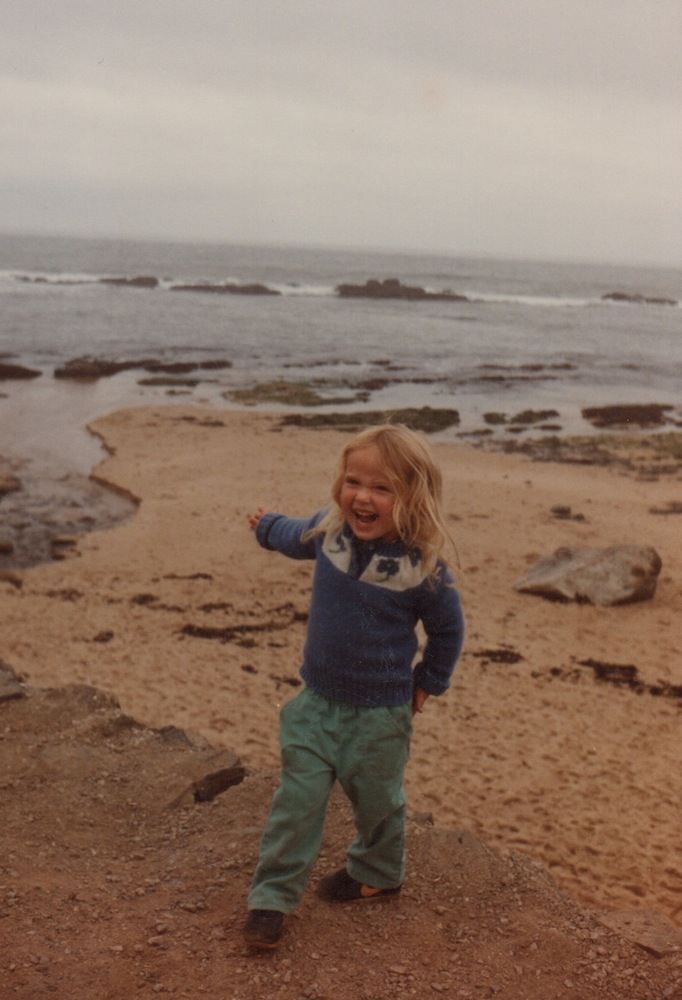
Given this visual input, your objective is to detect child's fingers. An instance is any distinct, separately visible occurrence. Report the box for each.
[412,688,430,714]
[248,506,269,530]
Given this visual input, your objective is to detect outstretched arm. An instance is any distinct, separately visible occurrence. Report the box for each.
[249,509,321,559]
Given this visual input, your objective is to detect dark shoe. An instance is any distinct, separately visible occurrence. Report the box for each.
[317,868,402,903]
[243,909,284,949]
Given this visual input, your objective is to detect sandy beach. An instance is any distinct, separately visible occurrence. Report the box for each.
[2,406,680,929]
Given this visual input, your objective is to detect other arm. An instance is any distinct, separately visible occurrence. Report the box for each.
[412,568,465,699]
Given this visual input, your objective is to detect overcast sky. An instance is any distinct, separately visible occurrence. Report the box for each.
[1,1,680,265]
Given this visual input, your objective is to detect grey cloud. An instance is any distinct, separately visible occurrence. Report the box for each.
[0,0,680,263]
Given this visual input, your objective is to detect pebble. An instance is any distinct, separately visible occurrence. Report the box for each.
[179,901,206,913]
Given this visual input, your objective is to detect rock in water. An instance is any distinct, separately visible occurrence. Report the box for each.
[0,471,21,496]
[336,277,469,301]
[0,362,41,380]
[581,403,672,428]
[514,545,662,606]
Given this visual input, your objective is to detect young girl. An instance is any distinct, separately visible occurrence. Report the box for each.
[243,424,465,949]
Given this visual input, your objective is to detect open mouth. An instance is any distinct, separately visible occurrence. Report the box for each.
[352,509,378,526]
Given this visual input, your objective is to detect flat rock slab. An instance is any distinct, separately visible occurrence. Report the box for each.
[3,674,681,998]
[514,545,662,606]
[599,909,682,957]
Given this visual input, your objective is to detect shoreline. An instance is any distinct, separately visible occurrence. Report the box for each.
[3,360,681,458]
[1,405,681,928]
[2,371,681,571]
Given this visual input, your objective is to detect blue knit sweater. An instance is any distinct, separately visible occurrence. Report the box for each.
[256,510,465,708]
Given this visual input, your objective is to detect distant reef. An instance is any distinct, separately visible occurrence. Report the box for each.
[170,281,280,296]
[601,291,678,307]
[100,275,159,289]
[53,357,232,380]
[16,273,159,289]
[336,278,470,302]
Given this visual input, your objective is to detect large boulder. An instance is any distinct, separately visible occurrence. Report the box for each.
[514,545,662,606]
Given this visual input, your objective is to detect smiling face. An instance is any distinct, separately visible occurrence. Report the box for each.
[338,445,400,542]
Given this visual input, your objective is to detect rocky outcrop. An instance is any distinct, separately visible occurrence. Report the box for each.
[278,406,460,433]
[16,274,160,289]
[0,464,136,569]
[54,357,232,379]
[336,278,469,301]
[170,281,280,296]
[100,275,159,289]
[54,358,136,379]
[0,469,21,496]
[514,545,662,606]
[1,668,681,999]
[582,404,673,428]
[0,362,41,380]
[602,291,678,307]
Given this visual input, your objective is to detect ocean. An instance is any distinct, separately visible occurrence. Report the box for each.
[1,231,680,476]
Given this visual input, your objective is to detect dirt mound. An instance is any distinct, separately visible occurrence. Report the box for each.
[1,672,680,1000]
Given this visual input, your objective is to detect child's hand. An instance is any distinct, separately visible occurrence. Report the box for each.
[412,687,430,715]
[248,507,270,531]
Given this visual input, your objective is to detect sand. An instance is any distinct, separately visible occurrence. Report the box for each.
[2,406,680,929]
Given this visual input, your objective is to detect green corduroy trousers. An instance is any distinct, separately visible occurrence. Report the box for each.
[247,687,412,914]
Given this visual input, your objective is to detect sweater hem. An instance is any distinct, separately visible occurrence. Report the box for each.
[300,672,413,709]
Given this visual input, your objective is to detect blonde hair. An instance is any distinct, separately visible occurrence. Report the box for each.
[311,423,456,579]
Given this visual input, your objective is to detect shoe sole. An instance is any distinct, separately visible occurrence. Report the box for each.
[318,888,401,904]
[243,931,281,950]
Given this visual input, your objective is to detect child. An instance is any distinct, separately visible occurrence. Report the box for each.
[243,423,465,949]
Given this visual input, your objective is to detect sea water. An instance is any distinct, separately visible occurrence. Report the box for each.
[0,232,680,475]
